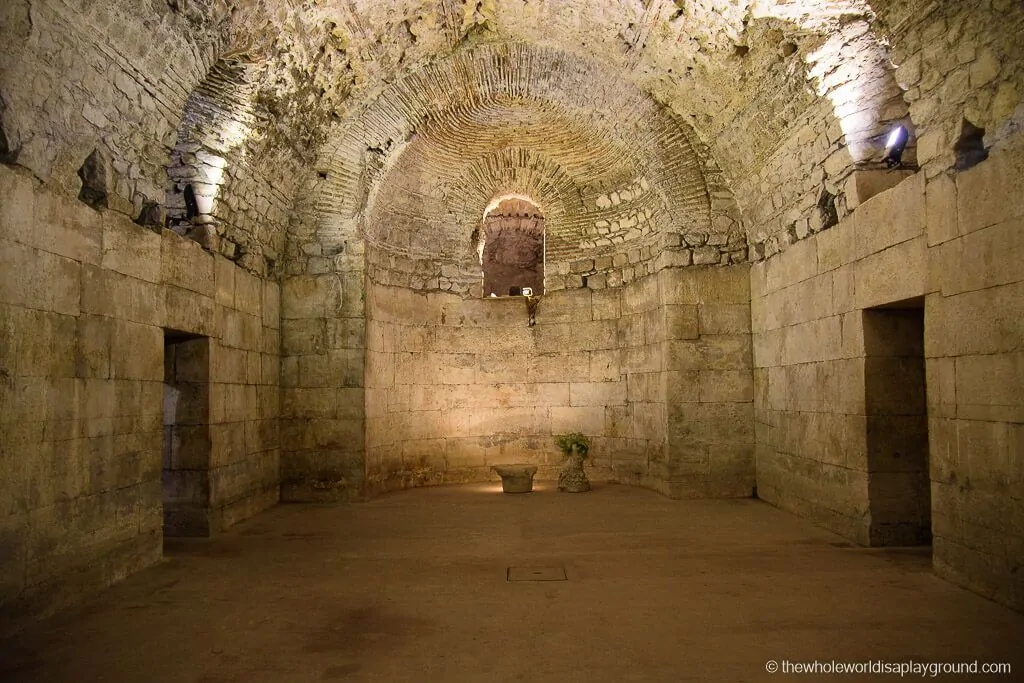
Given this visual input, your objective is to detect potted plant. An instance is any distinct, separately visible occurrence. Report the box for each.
[555,432,591,493]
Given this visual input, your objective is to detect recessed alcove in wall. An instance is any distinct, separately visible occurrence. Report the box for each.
[163,331,212,539]
[863,304,930,547]
[480,196,545,297]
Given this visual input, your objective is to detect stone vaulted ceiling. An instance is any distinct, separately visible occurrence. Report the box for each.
[9,0,1022,281]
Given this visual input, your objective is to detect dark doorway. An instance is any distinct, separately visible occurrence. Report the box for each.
[481,197,544,297]
[863,304,930,546]
[163,331,212,538]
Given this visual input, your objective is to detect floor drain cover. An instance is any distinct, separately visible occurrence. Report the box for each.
[507,567,567,582]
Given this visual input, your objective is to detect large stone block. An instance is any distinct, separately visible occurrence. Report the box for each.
[628,371,665,403]
[431,324,532,355]
[844,169,917,211]
[604,405,632,438]
[765,275,833,329]
[401,438,447,469]
[668,402,754,444]
[815,220,854,273]
[550,406,605,436]
[698,304,750,335]
[327,317,365,350]
[853,236,927,309]
[281,318,327,356]
[437,293,516,328]
[475,352,525,384]
[664,305,698,340]
[262,281,281,329]
[75,314,111,379]
[752,327,785,368]
[765,239,817,293]
[109,320,162,381]
[0,305,75,378]
[533,351,591,382]
[160,230,214,297]
[219,383,261,423]
[569,381,627,407]
[101,214,161,283]
[591,288,621,320]
[533,288,592,323]
[621,344,663,374]
[925,283,1024,357]
[661,265,750,304]
[957,419,1013,492]
[459,406,549,437]
[929,218,1024,296]
[0,167,35,245]
[621,273,659,315]
[0,240,81,316]
[698,370,753,403]
[81,265,162,325]
[854,171,925,260]
[667,335,752,371]
[589,349,621,382]
[631,402,666,443]
[534,320,617,352]
[209,422,247,468]
[925,357,956,419]
[217,308,261,351]
[163,285,214,337]
[260,326,280,355]
[926,173,958,247]
[214,256,235,308]
[210,343,248,384]
[394,324,431,353]
[642,308,666,344]
[282,274,343,320]
[32,186,103,265]
[233,268,262,317]
[831,265,855,315]
[957,146,1024,235]
[955,353,1024,423]
[618,313,646,348]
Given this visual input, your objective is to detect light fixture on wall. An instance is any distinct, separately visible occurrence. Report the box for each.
[882,126,908,168]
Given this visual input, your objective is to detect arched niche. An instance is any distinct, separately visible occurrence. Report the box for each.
[479,195,545,297]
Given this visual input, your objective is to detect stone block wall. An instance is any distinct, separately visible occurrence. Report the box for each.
[362,283,646,491]
[279,269,366,502]
[359,265,753,498]
[752,145,1024,610]
[0,165,280,634]
[924,146,1024,610]
[660,267,755,498]
[752,173,929,544]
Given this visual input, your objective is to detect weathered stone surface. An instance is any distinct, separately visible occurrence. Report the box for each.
[3,0,1024,637]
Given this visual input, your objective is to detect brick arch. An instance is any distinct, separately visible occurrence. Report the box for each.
[314,42,739,294]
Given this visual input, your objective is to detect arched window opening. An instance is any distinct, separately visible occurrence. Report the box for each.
[480,196,545,297]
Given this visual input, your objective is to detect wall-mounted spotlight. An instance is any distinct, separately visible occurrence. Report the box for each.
[882,126,909,168]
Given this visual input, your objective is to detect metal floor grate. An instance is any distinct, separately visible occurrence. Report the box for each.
[506,566,567,582]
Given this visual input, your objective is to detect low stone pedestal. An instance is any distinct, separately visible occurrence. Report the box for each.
[492,465,538,493]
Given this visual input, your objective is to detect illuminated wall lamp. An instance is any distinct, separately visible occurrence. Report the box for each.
[882,126,909,168]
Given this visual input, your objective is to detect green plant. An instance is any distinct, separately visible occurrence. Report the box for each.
[555,432,590,459]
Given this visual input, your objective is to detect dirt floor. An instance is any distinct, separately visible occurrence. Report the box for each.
[2,483,1022,682]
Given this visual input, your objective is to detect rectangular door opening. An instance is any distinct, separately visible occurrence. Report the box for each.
[163,331,212,539]
[863,306,930,546]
